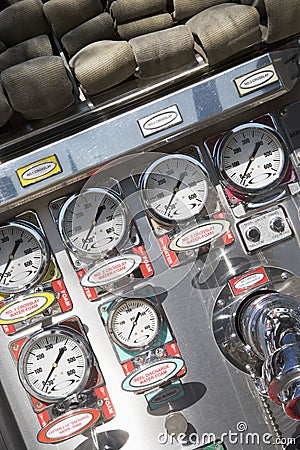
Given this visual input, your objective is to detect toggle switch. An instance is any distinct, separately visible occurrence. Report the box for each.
[270,216,285,233]
[238,206,292,251]
[246,227,261,243]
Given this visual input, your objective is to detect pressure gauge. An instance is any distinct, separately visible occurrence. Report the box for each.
[18,327,93,403]
[58,188,128,259]
[108,298,163,351]
[0,221,50,294]
[215,124,289,194]
[141,154,209,224]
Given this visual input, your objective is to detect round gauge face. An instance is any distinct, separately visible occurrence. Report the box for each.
[18,328,92,403]
[59,188,127,259]
[0,222,49,294]
[216,124,289,194]
[141,154,209,223]
[108,298,162,350]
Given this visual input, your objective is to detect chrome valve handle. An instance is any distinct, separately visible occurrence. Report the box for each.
[239,292,300,419]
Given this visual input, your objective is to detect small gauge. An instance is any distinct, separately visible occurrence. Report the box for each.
[58,188,128,259]
[18,327,93,403]
[141,154,209,224]
[0,221,50,294]
[215,123,289,194]
[108,297,163,350]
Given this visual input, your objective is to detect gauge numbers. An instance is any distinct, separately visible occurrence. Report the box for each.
[108,298,162,350]
[59,188,127,259]
[216,124,289,194]
[18,328,92,403]
[0,222,49,294]
[141,154,209,223]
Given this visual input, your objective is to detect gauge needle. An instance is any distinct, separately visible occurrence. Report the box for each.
[240,140,263,185]
[128,312,141,341]
[165,174,186,217]
[42,347,66,391]
[83,204,105,248]
[0,239,21,283]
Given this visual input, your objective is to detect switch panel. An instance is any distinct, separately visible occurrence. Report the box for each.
[238,206,292,251]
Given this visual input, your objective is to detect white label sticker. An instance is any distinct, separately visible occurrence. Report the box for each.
[138,105,182,137]
[81,255,142,287]
[122,358,184,392]
[234,273,265,291]
[22,162,57,180]
[240,70,274,90]
[235,64,279,96]
[38,409,100,443]
[46,413,92,439]
[169,220,230,251]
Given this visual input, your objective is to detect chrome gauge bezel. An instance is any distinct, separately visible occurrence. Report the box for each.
[0,221,50,295]
[58,187,129,260]
[17,327,93,403]
[140,154,210,225]
[107,297,163,351]
[215,123,290,196]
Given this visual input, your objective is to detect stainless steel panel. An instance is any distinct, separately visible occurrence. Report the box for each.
[0,47,300,450]
[0,48,299,212]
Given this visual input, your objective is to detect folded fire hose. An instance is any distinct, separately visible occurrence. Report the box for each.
[0,0,299,126]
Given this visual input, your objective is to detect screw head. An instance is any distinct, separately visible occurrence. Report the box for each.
[280,109,287,117]
[155,347,164,357]
[134,356,144,365]
[43,307,52,316]
[56,402,66,412]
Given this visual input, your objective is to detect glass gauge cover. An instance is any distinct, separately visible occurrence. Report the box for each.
[108,298,163,351]
[18,327,93,403]
[216,124,289,194]
[0,221,50,294]
[141,154,209,224]
[58,188,128,259]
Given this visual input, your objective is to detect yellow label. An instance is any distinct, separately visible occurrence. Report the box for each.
[17,155,62,187]
[0,293,56,324]
[44,260,59,282]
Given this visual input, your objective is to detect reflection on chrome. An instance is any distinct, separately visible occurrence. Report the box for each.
[239,292,300,420]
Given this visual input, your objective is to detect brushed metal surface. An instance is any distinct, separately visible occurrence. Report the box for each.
[0,54,300,450]
[0,49,299,212]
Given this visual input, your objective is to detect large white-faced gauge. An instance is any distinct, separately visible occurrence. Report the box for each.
[216,124,289,194]
[0,221,50,294]
[18,327,93,403]
[108,298,163,351]
[141,154,209,224]
[58,188,128,259]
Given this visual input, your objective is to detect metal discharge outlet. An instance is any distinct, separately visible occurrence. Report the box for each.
[239,292,300,420]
